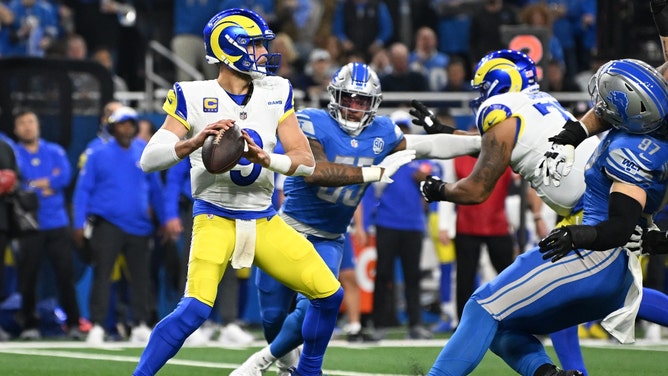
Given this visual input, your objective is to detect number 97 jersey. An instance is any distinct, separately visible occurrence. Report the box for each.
[475,90,600,217]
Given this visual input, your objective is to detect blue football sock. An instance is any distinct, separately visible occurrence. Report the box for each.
[638,287,668,326]
[133,297,211,376]
[550,326,587,375]
[270,297,308,358]
[491,329,554,376]
[297,287,344,376]
[428,299,497,376]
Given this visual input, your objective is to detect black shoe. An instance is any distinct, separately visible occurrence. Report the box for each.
[536,364,584,376]
[407,325,433,340]
[347,329,381,343]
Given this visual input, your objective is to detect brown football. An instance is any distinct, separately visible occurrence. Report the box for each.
[201,125,245,174]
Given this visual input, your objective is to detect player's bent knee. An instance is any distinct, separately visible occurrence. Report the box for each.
[299,264,341,299]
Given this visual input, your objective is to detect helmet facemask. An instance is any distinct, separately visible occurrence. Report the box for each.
[204,9,282,80]
[327,63,382,135]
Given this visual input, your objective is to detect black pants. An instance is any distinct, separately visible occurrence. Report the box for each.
[0,231,9,301]
[454,234,515,320]
[17,226,80,328]
[89,219,151,326]
[373,226,424,328]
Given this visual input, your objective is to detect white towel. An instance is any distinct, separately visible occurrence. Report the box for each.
[230,219,256,269]
[601,249,643,344]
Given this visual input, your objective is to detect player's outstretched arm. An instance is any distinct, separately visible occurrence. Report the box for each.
[420,118,513,204]
[305,139,415,186]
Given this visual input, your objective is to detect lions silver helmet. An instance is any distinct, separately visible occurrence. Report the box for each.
[203,8,281,79]
[589,58,668,134]
[328,63,382,135]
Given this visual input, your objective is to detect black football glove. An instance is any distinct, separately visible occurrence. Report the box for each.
[409,100,454,134]
[652,0,668,36]
[420,175,447,203]
[538,226,587,263]
[641,229,668,255]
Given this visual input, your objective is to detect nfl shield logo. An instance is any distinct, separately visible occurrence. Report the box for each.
[240,111,247,120]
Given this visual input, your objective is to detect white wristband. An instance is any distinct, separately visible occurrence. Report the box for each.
[361,166,382,183]
[268,153,292,174]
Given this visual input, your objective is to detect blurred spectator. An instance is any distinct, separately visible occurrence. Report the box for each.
[524,0,579,79]
[469,0,519,63]
[572,0,596,74]
[12,110,83,340]
[77,100,123,170]
[369,47,392,76]
[72,106,166,344]
[544,58,579,92]
[275,0,336,63]
[61,0,121,61]
[169,0,219,82]
[293,48,335,107]
[0,2,15,55]
[518,2,565,69]
[91,45,128,93]
[220,0,275,25]
[409,26,449,91]
[379,42,428,95]
[370,113,433,340]
[6,0,59,57]
[574,50,607,93]
[438,56,474,111]
[136,118,155,143]
[452,155,515,320]
[385,0,437,46]
[431,0,475,70]
[0,138,18,341]
[331,0,394,62]
[272,32,299,82]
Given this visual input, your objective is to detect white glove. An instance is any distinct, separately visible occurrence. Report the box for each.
[624,225,644,255]
[377,149,416,183]
[534,143,575,187]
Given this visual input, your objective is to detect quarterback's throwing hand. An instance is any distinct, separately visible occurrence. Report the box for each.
[534,143,575,187]
[420,175,447,203]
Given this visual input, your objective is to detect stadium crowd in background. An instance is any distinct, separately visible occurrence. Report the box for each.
[0,4,667,375]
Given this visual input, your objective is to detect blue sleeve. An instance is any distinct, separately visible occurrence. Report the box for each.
[604,147,655,190]
[164,159,189,220]
[148,171,167,226]
[72,150,97,229]
[49,144,72,190]
[331,3,348,42]
[376,3,394,45]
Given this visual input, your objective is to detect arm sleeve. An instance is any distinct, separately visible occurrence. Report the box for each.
[140,128,183,172]
[404,133,481,160]
[571,192,643,251]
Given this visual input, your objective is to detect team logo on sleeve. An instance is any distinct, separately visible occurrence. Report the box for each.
[203,98,219,112]
[373,137,384,154]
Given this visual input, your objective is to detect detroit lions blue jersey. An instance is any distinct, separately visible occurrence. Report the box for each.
[582,129,668,227]
[281,108,404,235]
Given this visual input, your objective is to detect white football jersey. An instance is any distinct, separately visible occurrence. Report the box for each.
[476,90,599,217]
[162,77,294,212]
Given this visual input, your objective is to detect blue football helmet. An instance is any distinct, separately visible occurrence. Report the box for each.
[203,8,281,79]
[470,49,538,111]
[328,63,383,135]
[589,58,668,135]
